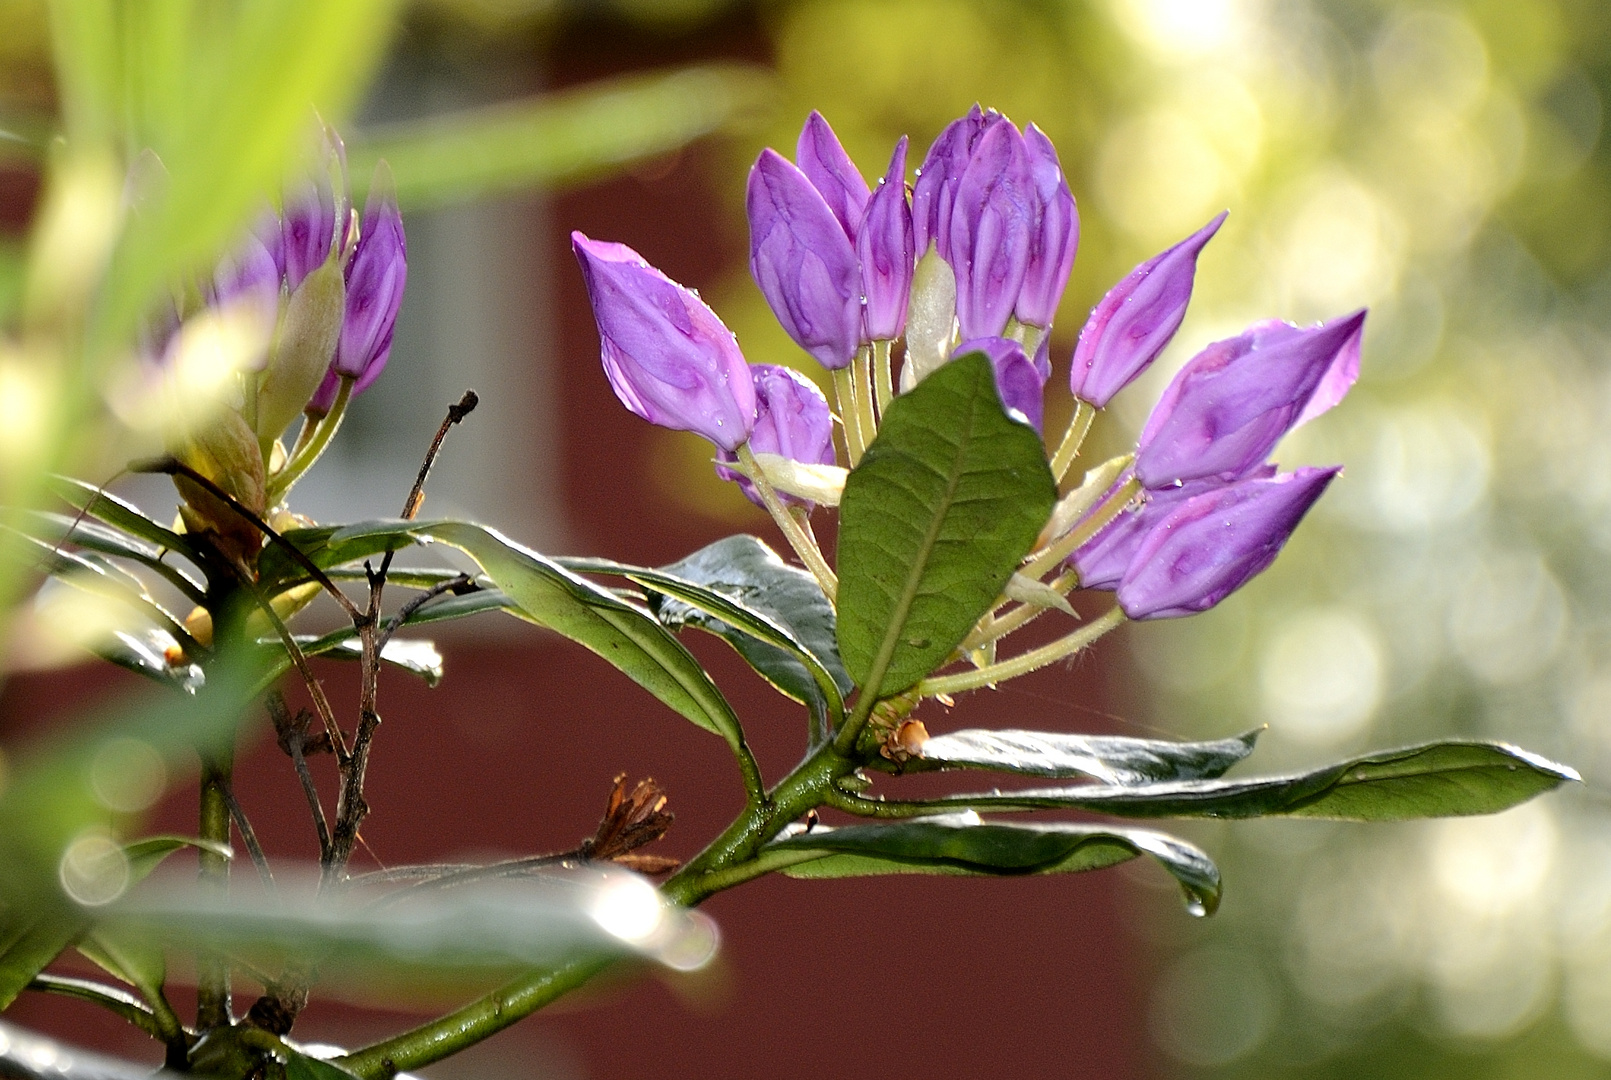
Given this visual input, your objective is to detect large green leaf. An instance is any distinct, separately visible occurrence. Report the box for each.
[0,836,228,1009]
[414,522,746,750]
[768,814,1220,915]
[350,65,775,209]
[836,353,1057,697]
[900,728,1261,784]
[568,535,849,733]
[891,741,1578,821]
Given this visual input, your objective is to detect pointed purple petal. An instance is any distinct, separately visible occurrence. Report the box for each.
[948,121,1034,340]
[796,111,871,239]
[716,364,836,506]
[857,136,914,342]
[1014,125,1079,329]
[953,336,1047,432]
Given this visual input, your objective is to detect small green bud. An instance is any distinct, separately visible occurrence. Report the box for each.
[174,406,266,563]
[255,255,346,443]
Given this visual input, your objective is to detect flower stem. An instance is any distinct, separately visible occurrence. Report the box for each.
[1049,400,1095,485]
[853,345,878,447]
[918,606,1125,696]
[196,752,232,1030]
[267,376,353,501]
[1020,474,1141,582]
[833,365,863,466]
[736,443,837,603]
[873,339,894,416]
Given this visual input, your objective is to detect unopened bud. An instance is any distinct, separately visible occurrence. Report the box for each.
[256,256,345,442]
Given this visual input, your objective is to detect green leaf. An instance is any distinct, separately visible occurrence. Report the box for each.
[99,626,204,694]
[836,353,1057,697]
[48,476,201,564]
[913,741,1580,821]
[0,836,222,1010]
[414,522,746,751]
[306,637,444,688]
[16,508,207,604]
[284,1050,363,1080]
[769,814,1219,915]
[257,520,416,588]
[567,535,848,733]
[350,65,775,210]
[902,728,1261,784]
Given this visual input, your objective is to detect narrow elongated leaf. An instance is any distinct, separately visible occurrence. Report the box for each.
[415,523,746,750]
[836,353,1057,696]
[351,65,774,209]
[312,638,444,687]
[902,741,1579,821]
[101,627,204,693]
[284,1050,362,1080]
[49,476,201,563]
[904,728,1261,784]
[257,520,418,587]
[769,814,1219,914]
[568,535,848,731]
[17,509,206,604]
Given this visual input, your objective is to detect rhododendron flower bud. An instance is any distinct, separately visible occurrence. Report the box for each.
[1014,125,1078,330]
[952,337,1047,433]
[796,110,870,239]
[1135,310,1366,488]
[858,137,913,342]
[1072,466,1277,591]
[307,166,407,417]
[911,105,997,261]
[573,232,756,452]
[717,364,835,506]
[947,120,1034,340]
[747,148,862,370]
[1116,467,1340,620]
[1069,212,1225,408]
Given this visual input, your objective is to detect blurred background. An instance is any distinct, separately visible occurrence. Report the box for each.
[4,0,1611,1077]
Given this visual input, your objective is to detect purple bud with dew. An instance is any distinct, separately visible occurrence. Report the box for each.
[1116,466,1340,620]
[911,105,996,261]
[947,120,1035,340]
[953,337,1047,433]
[1068,212,1225,409]
[796,111,870,239]
[572,232,756,452]
[717,364,836,507]
[1135,309,1367,489]
[857,136,913,342]
[747,148,863,371]
[1014,124,1078,330]
[1071,466,1276,590]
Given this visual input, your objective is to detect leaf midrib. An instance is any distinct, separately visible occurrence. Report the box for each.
[856,391,981,699]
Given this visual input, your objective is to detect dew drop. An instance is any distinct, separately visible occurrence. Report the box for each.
[1185,897,1207,918]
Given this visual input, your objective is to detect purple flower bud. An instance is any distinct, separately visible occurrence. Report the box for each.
[796,111,870,239]
[211,228,281,350]
[747,148,863,370]
[947,120,1035,340]
[573,232,756,452]
[717,364,836,506]
[333,167,406,384]
[1072,466,1276,590]
[1068,212,1225,408]
[911,105,997,261]
[1135,309,1367,489]
[953,337,1047,433]
[1014,125,1078,330]
[1116,466,1340,620]
[281,176,338,294]
[857,137,913,342]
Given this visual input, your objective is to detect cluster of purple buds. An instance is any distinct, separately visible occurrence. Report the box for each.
[193,139,406,457]
[573,104,1365,625]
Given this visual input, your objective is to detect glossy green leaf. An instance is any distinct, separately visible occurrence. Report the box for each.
[284,1050,363,1080]
[769,814,1219,915]
[256,520,417,588]
[836,353,1057,697]
[904,741,1579,821]
[16,509,206,605]
[902,728,1261,784]
[48,476,200,565]
[568,535,848,733]
[25,973,164,1038]
[307,637,445,688]
[99,626,204,694]
[351,65,775,209]
[18,535,203,658]
[415,522,746,750]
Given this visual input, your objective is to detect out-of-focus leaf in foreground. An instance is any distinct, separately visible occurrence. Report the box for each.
[350,65,776,210]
